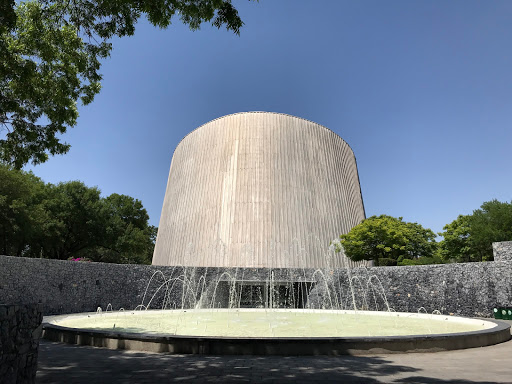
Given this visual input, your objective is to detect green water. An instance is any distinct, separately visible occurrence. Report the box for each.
[52,309,492,338]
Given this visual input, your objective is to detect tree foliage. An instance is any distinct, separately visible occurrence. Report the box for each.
[93,193,157,264]
[438,200,512,262]
[0,164,156,263]
[1,0,250,168]
[336,215,438,266]
[0,165,47,256]
[437,214,473,262]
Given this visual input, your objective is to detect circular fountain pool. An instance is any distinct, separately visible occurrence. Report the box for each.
[43,309,511,355]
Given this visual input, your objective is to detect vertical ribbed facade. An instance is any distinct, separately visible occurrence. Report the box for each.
[153,112,366,268]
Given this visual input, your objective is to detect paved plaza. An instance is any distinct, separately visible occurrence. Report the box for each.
[37,321,512,384]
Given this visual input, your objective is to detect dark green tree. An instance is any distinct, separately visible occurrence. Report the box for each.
[0,165,48,256]
[437,215,473,262]
[439,200,512,262]
[336,215,438,266]
[39,181,105,259]
[471,200,512,260]
[0,165,157,263]
[1,0,252,168]
[93,193,156,264]
[0,0,16,30]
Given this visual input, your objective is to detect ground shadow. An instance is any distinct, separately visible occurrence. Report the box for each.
[36,340,506,383]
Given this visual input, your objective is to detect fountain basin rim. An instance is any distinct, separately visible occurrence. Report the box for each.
[44,308,499,340]
[42,318,507,341]
[42,310,511,355]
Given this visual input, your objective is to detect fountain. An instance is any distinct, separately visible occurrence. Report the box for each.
[43,245,511,355]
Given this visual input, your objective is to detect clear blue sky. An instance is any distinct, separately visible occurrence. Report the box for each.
[26,0,512,235]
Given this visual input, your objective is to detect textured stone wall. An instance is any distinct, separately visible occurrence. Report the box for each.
[1,255,512,318]
[331,261,512,317]
[0,304,42,384]
[0,256,178,315]
[493,241,512,262]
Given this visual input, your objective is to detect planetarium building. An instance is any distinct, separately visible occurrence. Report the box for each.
[153,112,366,269]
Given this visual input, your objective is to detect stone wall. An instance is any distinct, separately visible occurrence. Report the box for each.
[329,261,512,317]
[493,241,512,262]
[0,256,179,315]
[0,304,42,384]
[1,254,512,318]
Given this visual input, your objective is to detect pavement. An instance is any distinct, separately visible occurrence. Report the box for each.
[37,321,512,384]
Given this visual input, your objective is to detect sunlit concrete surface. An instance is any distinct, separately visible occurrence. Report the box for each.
[153,112,366,268]
[37,320,512,383]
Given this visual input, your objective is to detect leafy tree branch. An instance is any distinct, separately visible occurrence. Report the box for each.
[1,0,252,168]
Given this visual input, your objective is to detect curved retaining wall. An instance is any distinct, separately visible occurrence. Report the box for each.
[153,112,366,268]
[1,255,511,318]
[0,304,42,384]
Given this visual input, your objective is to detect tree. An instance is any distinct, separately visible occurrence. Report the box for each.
[439,200,512,262]
[40,181,106,260]
[0,165,157,263]
[93,193,156,264]
[336,215,438,266]
[471,200,512,260]
[0,165,48,256]
[1,0,251,168]
[437,215,473,262]
[0,0,16,30]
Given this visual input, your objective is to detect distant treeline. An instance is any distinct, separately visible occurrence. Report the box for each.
[335,200,512,266]
[0,165,156,264]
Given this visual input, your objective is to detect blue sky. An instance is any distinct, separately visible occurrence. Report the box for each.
[26,0,512,235]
